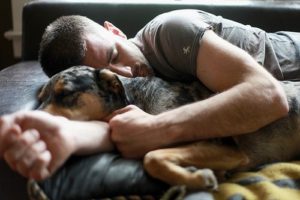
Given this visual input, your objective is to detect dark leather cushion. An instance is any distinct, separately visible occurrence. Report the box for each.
[38,153,168,200]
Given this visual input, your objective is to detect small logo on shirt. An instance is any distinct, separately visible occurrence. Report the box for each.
[183,46,190,55]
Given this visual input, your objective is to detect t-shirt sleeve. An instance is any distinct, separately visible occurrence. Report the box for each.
[156,10,212,78]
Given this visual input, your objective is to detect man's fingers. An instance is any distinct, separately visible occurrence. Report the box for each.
[105,107,129,121]
[3,129,40,170]
[23,140,47,166]
[0,124,21,156]
[14,140,47,177]
[106,105,137,121]
[29,150,52,180]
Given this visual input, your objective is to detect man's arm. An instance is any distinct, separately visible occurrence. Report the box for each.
[0,111,113,180]
[109,30,289,158]
[174,30,289,140]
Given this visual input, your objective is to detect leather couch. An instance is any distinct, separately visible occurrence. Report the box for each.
[1,0,300,199]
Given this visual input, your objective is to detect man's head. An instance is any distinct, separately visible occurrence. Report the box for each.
[39,15,90,77]
[39,15,153,77]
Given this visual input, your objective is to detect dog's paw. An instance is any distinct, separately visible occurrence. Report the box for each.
[189,168,218,191]
[201,169,218,191]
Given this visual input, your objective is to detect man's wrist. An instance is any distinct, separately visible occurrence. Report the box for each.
[154,112,185,147]
[58,119,78,155]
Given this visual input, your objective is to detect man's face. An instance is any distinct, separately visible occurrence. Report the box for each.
[83,25,153,77]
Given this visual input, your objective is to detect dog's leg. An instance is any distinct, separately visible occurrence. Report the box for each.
[143,141,249,190]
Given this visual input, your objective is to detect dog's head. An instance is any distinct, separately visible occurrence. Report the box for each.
[38,65,128,121]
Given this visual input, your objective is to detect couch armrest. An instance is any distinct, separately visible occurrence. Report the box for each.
[0,61,48,115]
[0,61,48,200]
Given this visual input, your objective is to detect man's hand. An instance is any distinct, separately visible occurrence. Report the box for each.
[3,128,52,180]
[109,105,172,159]
[0,111,76,180]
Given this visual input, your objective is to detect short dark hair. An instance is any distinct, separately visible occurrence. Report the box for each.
[39,15,94,77]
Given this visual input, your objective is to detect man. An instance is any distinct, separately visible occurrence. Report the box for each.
[1,9,298,180]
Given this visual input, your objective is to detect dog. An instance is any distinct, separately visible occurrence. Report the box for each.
[38,65,300,190]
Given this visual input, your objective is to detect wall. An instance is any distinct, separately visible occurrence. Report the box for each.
[0,0,20,71]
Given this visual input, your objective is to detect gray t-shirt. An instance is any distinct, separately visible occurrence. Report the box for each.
[131,9,300,82]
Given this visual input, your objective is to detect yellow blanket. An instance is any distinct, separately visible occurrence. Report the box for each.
[213,161,300,200]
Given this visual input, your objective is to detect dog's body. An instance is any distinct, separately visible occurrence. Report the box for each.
[38,65,300,190]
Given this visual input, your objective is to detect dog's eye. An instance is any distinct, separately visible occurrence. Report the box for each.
[61,88,75,96]
[55,89,79,106]
[98,93,108,98]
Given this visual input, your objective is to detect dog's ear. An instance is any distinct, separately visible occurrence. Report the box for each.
[37,81,53,110]
[95,69,125,94]
[38,82,49,102]
[108,75,124,94]
[54,78,74,94]
[95,69,130,105]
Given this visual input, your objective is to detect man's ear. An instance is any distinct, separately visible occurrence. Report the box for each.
[104,21,127,39]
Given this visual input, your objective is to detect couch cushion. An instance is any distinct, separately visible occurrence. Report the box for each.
[0,61,48,115]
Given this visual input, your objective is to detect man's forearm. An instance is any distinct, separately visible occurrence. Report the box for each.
[66,120,114,155]
[155,76,289,144]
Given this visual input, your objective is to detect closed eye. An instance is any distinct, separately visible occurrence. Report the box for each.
[97,90,109,98]
[110,48,119,64]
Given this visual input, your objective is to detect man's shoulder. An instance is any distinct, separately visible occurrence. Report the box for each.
[133,9,211,82]
[151,9,211,27]
[135,9,212,40]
